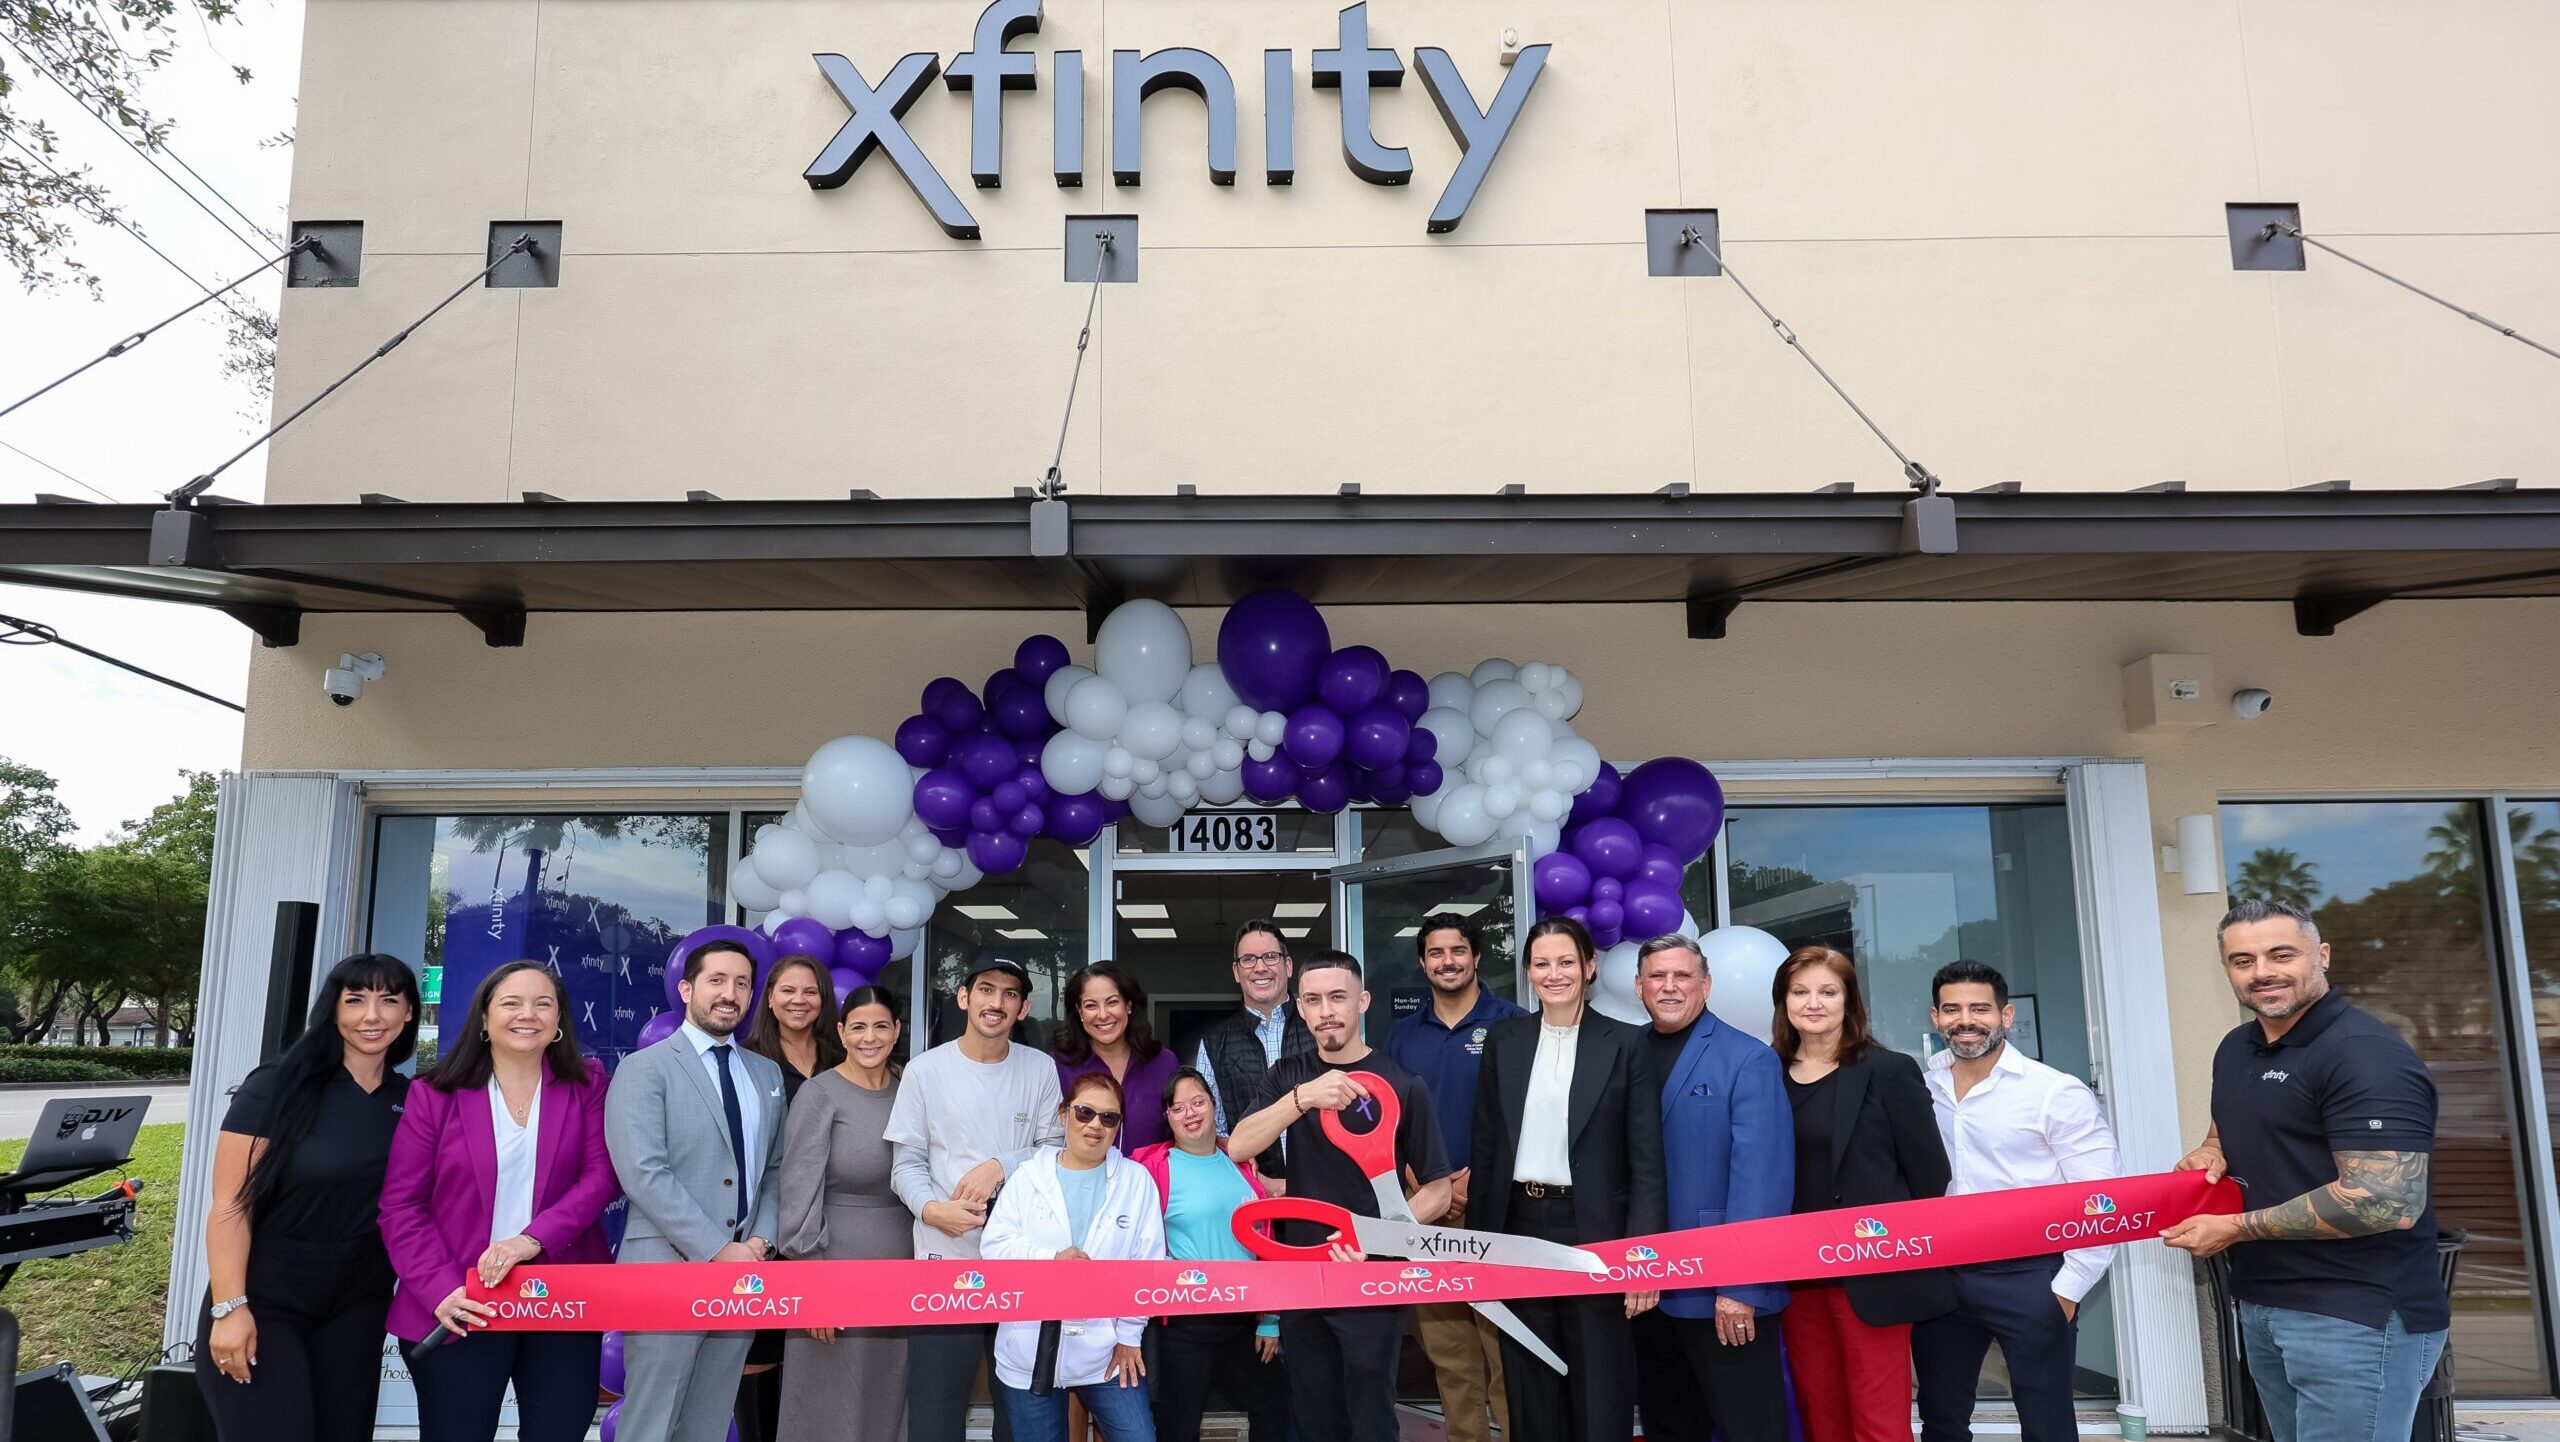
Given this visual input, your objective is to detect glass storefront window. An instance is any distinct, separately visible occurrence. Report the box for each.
[366,812,728,1072]
[921,835,1091,1049]
[2512,801,2560,1247]
[2222,799,2550,1396]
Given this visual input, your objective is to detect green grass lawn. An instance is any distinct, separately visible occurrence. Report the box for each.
[0,1123,183,1375]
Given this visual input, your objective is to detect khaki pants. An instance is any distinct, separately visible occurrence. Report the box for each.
[1412,1302,1510,1442]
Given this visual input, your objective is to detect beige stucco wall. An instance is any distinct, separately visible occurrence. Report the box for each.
[262,0,2560,504]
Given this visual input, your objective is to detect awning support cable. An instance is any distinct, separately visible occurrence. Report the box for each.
[168,234,533,505]
[1679,226,1944,495]
[0,238,313,425]
[0,611,245,712]
[2267,222,2559,364]
[1039,232,1113,502]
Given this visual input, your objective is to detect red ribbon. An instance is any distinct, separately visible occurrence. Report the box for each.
[471,1170,2238,1332]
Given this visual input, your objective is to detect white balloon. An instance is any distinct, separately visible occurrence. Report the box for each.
[1224,704,1261,740]
[889,925,925,962]
[781,804,835,843]
[1186,749,1218,780]
[1497,809,1537,840]
[1491,707,1553,760]
[1550,739,1601,795]
[1477,753,1514,787]
[905,829,942,864]
[1590,937,1647,1025]
[751,825,821,890]
[930,849,966,881]
[1701,925,1789,1042]
[803,869,863,930]
[1247,739,1277,763]
[1044,664,1097,726]
[1129,789,1188,827]
[1470,657,1519,687]
[773,890,806,922]
[850,896,887,935]
[1468,679,1532,737]
[1435,784,1495,846]
[1099,773,1136,801]
[1529,788,1569,823]
[728,862,782,913]
[1103,746,1134,780]
[1528,820,1563,858]
[1520,758,1555,792]
[1182,716,1219,753]
[1484,784,1519,820]
[1167,770,1200,802]
[1519,661,1556,694]
[1180,663,1241,721]
[1043,732,1110,795]
[901,856,932,883]
[1551,674,1584,721]
[839,838,913,879]
[1255,710,1288,748]
[1211,737,1244,770]
[1131,757,1162,785]
[1093,599,1193,705]
[1412,785,1446,830]
[1415,706,1477,771]
[1066,675,1130,742]
[1200,768,1246,804]
[801,736,917,847]
[1123,702,1183,761]
[1426,671,1477,714]
[1138,775,1169,799]
[1532,689,1570,721]
[886,878,935,932]
[863,873,895,901]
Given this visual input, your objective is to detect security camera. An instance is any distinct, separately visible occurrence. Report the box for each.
[323,652,385,708]
[2231,687,2273,719]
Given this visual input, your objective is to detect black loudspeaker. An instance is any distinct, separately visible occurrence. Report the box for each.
[259,901,321,1064]
[133,1364,209,1442]
[12,1361,107,1442]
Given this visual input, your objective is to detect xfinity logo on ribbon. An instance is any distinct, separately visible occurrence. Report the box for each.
[805,0,1551,237]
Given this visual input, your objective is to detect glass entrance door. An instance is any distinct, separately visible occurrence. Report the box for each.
[1328,837,1533,1037]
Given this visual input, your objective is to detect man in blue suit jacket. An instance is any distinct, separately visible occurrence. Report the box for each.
[1630,934,1794,1442]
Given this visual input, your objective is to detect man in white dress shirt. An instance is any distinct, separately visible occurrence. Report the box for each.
[1912,959,2121,1442]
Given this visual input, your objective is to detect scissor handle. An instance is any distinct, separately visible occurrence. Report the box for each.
[1315,1070,1402,1182]
[1231,1196,1358,1262]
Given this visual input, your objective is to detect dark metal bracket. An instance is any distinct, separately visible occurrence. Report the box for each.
[2293,592,2387,637]
[219,604,301,649]
[1684,592,1742,640]
[459,605,528,648]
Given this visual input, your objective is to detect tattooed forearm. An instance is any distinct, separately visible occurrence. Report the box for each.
[2234,1150,2429,1242]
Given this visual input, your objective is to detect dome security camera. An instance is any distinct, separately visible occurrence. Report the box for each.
[2231,687,2273,720]
[323,652,385,708]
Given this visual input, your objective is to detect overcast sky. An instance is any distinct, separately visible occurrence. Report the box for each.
[1,1,304,842]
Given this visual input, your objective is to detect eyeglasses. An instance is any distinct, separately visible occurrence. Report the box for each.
[1071,1104,1124,1128]
[1235,951,1290,970]
[1168,1096,1212,1116]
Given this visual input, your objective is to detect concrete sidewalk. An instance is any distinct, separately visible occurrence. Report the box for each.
[0,1082,188,1140]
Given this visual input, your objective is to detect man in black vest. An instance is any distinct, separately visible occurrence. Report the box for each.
[1194,916,1316,1163]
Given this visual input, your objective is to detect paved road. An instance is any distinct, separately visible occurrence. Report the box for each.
[0,1083,190,1139]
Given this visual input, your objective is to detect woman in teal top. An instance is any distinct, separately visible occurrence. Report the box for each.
[1133,1068,1291,1442]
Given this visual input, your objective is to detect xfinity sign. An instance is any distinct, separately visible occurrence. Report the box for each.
[805,1,1551,238]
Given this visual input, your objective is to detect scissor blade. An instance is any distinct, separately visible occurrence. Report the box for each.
[1474,1300,1568,1374]
[1343,1215,1606,1274]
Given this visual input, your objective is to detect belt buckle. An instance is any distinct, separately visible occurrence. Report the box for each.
[1523,1181,1548,1198]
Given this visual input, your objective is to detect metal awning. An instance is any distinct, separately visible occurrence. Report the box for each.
[1,488,2554,648]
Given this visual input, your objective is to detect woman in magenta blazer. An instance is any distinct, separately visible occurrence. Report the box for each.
[380,960,620,1442]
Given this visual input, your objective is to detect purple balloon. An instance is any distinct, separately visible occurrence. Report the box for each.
[931,825,968,850]
[1317,645,1391,714]
[1407,758,1445,796]
[1588,899,1625,935]
[1008,803,1046,837]
[1015,634,1072,683]
[600,1331,626,1394]
[1218,588,1333,711]
[828,965,867,1002]
[1569,762,1625,826]
[1592,921,1625,951]
[1016,768,1051,805]
[1617,757,1727,862]
[1298,764,1351,814]
[1283,703,1347,769]
[1241,753,1298,803]
[991,780,1028,814]
[1406,727,1438,764]
[1344,704,1411,770]
[955,732,1017,791]
[922,676,972,713]
[993,682,1050,741]
[1049,792,1106,845]
[1624,884,1684,939]
[1015,738,1046,768]
[1534,850,1594,910]
[931,684,985,733]
[1636,843,1687,891]
[1384,669,1430,721]
[1343,767,1375,805]
[914,767,976,831]
[1591,876,1624,905]
[1372,761,1407,791]
[635,1011,681,1050]
[968,828,1028,873]
[599,1400,622,1442]
[894,713,952,769]
[664,925,774,1009]
[1565,905,1592,929]
[985,668,1025,702]
[1372,776,1413,806]
[836,928,892,973]
[1571,817,1644,882]
[770,917,837,967]
[969,797,1005,834]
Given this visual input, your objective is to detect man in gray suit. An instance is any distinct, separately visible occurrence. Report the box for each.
[607,939,786,1442]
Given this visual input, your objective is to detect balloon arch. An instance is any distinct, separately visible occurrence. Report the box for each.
[648,588,1785,1041]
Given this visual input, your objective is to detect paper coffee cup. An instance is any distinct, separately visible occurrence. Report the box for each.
[2115,1403,2147,1440]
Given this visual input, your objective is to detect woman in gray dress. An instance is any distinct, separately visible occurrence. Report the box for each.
[776,984,910,1442]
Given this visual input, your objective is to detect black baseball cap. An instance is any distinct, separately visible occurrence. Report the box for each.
[963,952,1031,990]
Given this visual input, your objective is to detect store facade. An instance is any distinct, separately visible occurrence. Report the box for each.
[2,0,2557,1431]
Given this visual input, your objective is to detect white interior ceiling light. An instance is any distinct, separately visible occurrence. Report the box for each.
[957,904,1019,921]
[1273,902,1327,918]
[998,927,1048,941]
[1116,903,1170,919]
[1133,927,1178,940]
[1281,926,1311,938]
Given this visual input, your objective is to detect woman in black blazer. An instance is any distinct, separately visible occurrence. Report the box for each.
[1470,915,1667,1442]
[1770,945,1953,1442]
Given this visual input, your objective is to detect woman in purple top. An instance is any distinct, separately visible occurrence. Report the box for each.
[1051,960,1179,1153]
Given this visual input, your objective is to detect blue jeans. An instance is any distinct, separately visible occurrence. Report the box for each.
[997,1377,1158,1442]
[2237,1301,2448,1442]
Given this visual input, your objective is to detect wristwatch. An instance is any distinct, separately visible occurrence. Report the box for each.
[209,1296,250,1320]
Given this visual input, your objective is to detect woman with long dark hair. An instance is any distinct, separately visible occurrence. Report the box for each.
[1770,945,1953,1442]
[737,954,846,1442]
[196,952,422,1442]
[379,960,619,1442]
[1050,960,1177,1151]
[1133,1067,1289,1442]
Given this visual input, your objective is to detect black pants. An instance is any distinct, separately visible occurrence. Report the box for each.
[908,1322,1013,1442]
[193,1235,393,1442]
[410,1328,602,1442]
[733,1357,781,1442]
[1278,1307,1402,1442]
[1912,1255,2080,1442]
[1631,1305,1790,1442]
[1155,1313,1290,1442]
[1496,1188,1636,1442]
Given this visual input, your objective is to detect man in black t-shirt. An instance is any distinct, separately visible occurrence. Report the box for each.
[1229,949,1453,1442]
[2163,897,2450,1442]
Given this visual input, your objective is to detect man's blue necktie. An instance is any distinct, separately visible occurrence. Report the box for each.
[710,1043,749,1236]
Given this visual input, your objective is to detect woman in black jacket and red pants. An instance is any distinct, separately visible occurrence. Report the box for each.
[1771,945,1954,1442]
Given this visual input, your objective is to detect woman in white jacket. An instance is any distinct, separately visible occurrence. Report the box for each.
[982,1071,1167,1442]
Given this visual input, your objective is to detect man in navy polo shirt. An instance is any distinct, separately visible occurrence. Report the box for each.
[2163,897,2450,1442]
[1382,913,1526,1442]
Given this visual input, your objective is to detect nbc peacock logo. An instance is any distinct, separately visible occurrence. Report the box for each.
[1852,1217,1890,1239]
[517,1279,548,1299]
[954,1271,989,1291]
[1399,1266,1434,1281]
[2084,1194,2118,1216]
[1175,1269,1211,1287]
[733,1275,767,1296]
[1624,1246,1659,1262]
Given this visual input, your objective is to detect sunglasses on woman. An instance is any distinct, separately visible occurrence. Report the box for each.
[1071,1103,1123,1128]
